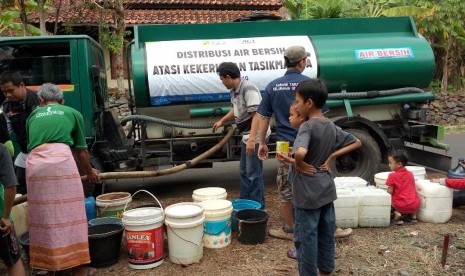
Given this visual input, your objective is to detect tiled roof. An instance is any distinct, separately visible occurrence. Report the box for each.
[122,0,282,5]
[49,9,281,25]
[32,0,283,26]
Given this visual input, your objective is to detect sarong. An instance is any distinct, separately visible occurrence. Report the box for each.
[26,143,90,271]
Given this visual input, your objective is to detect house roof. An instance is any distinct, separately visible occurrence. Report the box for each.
[37,1,284,26]
[49,9,282,26]
[123,0,282,7]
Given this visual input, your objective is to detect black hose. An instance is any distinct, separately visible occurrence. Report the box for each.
[120,114,234,129]
[328,87,424,99]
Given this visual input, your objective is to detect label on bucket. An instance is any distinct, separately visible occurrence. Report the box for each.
[203,218,231,248]
[126,228,164,264]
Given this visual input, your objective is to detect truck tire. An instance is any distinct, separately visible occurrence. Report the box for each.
[330,128,381,182]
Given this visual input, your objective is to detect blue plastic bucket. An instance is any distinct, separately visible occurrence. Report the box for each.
[231,199,262,232]
[85,196,97,221]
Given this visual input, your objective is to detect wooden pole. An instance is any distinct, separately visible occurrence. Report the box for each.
[441,233,450,267]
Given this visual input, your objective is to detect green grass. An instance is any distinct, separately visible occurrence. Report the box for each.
[445,125,465,134]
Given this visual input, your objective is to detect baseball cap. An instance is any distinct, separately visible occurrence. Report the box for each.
[284,45,310,64]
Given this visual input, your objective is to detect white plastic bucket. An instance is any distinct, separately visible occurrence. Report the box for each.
[198,199,233,249]
[334,189,359,228]
[164,202,205,265]
[406,166,426,180]
[192,187,227,202]
[122,190,165,270]
[96,192,132,218]
[415,180,453,223]
[374,172,391,191]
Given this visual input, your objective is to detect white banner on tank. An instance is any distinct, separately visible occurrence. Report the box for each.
[145,36,318,106]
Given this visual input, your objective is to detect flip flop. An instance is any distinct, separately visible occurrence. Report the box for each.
[394,220,404,225]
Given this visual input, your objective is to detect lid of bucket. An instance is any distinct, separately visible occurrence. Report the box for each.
[406,166,426,173]
[374,172,391,180]
[193,187,227,197]
[198,199,232,211]
[123,207,164,223]
[165,203,203,219]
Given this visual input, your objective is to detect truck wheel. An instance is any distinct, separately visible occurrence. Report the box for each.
[330,128,381,182]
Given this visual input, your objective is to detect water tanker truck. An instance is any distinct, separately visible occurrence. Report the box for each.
[0,16,452,181]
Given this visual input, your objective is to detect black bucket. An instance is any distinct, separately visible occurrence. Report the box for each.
[235,209,269,245]
[88,224,124,268]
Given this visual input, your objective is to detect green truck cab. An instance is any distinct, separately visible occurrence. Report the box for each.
[0,16,451,181]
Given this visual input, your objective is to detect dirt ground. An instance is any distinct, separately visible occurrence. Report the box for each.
[3,173,465,276]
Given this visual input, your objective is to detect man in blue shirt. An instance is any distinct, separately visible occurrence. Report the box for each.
[257,45,311,240]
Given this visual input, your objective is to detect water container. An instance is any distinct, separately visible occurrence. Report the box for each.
[198,199,233,249]
[11,194,29,236]
[374,172,391,191]
[96,192,132,218]
[192,187,227,202]
[355,187,391,227]
[405,166,427,180]
[88,224,125,268]
[334,177,368,190]
[122,190,165,270]
[334,188,359,228]
[235,209,269,245]
[415,179,453,223]
[85,196,97,222]
[230,199,262,232]
[164,202,205,265]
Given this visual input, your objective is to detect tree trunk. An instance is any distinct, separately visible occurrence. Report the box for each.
[53,0,63,35]
[116,52,125,96]
[38,0,47,35]
[441,39,450,91]
[114,0,126,96]
[19,0,28,36]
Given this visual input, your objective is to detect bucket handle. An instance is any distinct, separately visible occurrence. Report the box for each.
[166,224,204,247]
[123,189,164,214]
[238,220,243,238]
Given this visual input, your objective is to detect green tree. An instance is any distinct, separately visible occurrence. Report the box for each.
[89,0,128,96]
[284,0,465,91]
[284,0,349,19]
[414,0,465,91]
[0,6,40,36]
